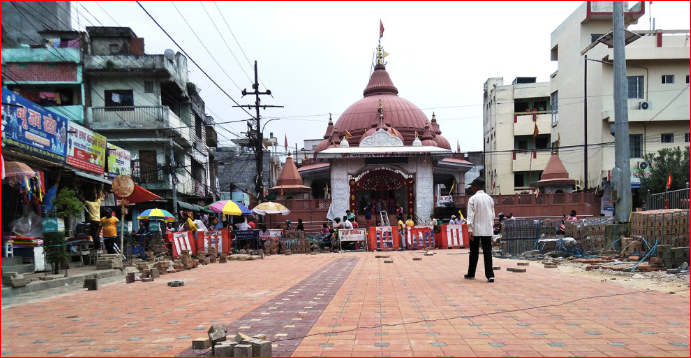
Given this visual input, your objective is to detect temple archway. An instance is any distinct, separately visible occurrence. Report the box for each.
[349,167,414,220]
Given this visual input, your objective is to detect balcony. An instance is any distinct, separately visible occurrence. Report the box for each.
[512,150,550,172]
[89,106,193,147]
[132,166,171,191]
[1,47,80,64]
[206,125,218,147]
[514,112,551,136]
[84,54,186,91]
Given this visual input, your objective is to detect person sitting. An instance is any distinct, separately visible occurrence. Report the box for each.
[343,216,353,229]
[346,210,355,221]
[247,217,256,229]
[296,218,304,231]
[320,223,331,235]
[567,210,578,221]
[285,220,294,230]
[258,225,270,236]
[405,216,415,227]
[349,217,358,228]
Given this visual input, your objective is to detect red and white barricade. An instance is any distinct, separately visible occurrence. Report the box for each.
[166,231,196,259]
[199,231,230,254]
[405,226,435,250]
[368,226,399,250]
[439,224,467,249]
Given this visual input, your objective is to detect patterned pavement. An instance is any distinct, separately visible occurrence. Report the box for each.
[1,250,689,357]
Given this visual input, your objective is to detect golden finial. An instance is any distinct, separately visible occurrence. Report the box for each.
[376,44,389,65]
[377,98,383,113]
[431,112,436,122]
[328,113,333,125]
[288,150,292,157]
[415,131,419,138]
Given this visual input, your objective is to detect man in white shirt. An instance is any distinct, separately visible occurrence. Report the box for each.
[464,177,496,282]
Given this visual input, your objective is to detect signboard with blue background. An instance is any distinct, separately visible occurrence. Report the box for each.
[2,88,68,162]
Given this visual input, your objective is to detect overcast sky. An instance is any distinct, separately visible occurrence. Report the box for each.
[75,1,690,154]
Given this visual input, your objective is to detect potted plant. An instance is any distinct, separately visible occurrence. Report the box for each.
[44,188,83,274]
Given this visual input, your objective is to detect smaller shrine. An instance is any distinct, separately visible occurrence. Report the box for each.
[530,151,576,194]
[269,152,311,199]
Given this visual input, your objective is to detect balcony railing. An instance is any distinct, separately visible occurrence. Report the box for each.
[89,106,193,146]
[275,199,332,212]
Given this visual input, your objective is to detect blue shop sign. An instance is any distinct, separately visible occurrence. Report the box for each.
[234,229,258,241]
[1,88,68,162]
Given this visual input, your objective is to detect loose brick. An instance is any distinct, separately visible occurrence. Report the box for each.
[249,339,272,357]
[544,264,558,268]
[492,266,501,270]
[507,267,527,273]
[233,344,252,357]
[517,262,529,266]
[413,257,422,261]
[192,338,211,349]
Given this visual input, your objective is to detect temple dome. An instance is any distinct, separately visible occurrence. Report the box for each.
[315,45,450,153]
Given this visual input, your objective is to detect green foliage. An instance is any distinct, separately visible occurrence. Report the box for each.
[187,82,199,96]
[104,59,115,70]
[638,146,690,194]
[43,232,68,274]
[53,188,83,219]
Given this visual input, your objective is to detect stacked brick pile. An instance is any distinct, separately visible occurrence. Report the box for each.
[96,254,122,270]
[631,209,689,246]
[199,325,272,357]
[155,261,170,275]
[208,247,218,263]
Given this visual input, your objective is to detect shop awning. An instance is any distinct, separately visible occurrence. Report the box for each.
[178,201,203,212]
[116,185,162,204]
[74,171,112,185]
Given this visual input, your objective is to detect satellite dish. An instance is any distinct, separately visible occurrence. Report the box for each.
[164,49,175,62]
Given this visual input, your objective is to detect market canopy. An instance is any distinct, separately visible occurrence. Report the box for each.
[209,200,253,216]
[137,208,175,223]
[119,185,161,204]
[251,202,290,216]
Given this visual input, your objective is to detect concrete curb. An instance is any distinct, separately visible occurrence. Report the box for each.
[1,268,135,298]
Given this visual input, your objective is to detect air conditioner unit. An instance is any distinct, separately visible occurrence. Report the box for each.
[639,101,652,110]
[637,161,650,170]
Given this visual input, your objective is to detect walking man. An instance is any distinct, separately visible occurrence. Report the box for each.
[464,177,496,282]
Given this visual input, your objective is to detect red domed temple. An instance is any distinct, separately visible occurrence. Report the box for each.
[298,44,472,223]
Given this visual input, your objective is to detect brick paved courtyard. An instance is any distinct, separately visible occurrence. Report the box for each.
[1,251,689,357]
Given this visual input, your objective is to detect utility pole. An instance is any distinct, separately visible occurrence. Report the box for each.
[234,61,283,202]
[613,1,632,223]
[169,136,178,215]
[583,55,589,192]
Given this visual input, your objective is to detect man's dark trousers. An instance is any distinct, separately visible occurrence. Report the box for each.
[467,236,495,279]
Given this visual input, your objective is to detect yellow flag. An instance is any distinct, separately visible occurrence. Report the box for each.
[533,123,539,138]
[448,181,455,195]
[280,185,284,197]
[345,130,353,139]
[382,50,389,58]
[458,210,464,220]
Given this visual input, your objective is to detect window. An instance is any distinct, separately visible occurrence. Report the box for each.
[517,140,528,150]
[109,44,119,54]
[535,136,550,149]
[144,81,154,93]
[627,76,644,99]
[661,133,674,143]
[104,89,134,109]
[685,133,690,143]
[686,75,689,84]
[550,91,558,126]
[514,173,525,188]
[138,150,159,182]
[591,34,603,43]
[630,134,643,158]
[662,75,674,84]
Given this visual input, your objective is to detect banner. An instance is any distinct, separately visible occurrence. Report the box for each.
[66,121,106,174]
[106,143,131,179]
[338,228,367,242]
[1,88,67,162]
[436,195,453,207]
[203,231,223,253]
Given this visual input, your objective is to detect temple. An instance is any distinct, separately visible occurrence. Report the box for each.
[296,44,473,224]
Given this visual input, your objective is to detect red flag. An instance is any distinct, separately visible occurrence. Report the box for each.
[284,134,288,151]
[666,172,673,190]
[379,20,384,39]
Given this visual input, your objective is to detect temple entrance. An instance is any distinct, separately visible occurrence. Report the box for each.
[349,168,414,221]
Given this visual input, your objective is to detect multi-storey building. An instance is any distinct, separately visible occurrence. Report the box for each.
[549,1,689,201]
[84,26,218,212]
[483,77,553,194]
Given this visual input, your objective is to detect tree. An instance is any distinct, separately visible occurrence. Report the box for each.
[638,146,690,195]
[45,188,84,274]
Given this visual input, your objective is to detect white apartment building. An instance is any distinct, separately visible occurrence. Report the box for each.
[483,77,553,194]
[550,1,689,195]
